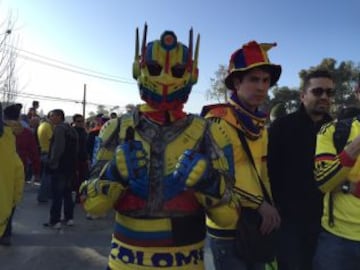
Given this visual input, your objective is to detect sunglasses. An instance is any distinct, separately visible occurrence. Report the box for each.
[310,87,335,97]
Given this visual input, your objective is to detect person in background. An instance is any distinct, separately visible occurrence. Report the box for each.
[37,112,54,203]
[43,109,78,229]
[110,112,118,119]
[72,114,89,203]
[124,103,136,115]
[27,100,40,120]
[80,26,238,270]
[313,81,360,270]
[0,103,25,246]
[204,40,281,270]
[86,113,105,166]
[268,69,334,270]
[4,103,41,184]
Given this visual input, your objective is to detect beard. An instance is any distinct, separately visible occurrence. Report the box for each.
[312,103,330,115]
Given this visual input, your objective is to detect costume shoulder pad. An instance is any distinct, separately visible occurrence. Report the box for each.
[201,104,232,118]
[98,118,120,146]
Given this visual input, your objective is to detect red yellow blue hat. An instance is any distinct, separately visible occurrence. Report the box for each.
[224,41,281,90]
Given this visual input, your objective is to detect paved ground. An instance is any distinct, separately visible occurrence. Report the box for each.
[1,183,214,270]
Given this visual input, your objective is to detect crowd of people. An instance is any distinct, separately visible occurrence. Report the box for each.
[0,101,134,239]
[1,25,360,270]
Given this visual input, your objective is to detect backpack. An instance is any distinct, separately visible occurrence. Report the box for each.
[329,115,360,226]
[58,125,79,174]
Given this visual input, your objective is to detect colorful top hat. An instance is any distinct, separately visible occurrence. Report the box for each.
[224,41,282,90]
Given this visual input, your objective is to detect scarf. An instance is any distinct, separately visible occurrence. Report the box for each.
[139,104,186,125]
[228,93,267,140]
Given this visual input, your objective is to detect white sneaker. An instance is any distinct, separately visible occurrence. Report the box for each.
[53,222,62,229]
[65,219,74,226]
[43,222,61,229]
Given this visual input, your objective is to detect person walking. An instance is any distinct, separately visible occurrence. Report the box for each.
[203,40,282,270]
[268,69,334,270]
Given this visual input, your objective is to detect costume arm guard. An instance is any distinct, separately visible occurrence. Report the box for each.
[81,119,125,215]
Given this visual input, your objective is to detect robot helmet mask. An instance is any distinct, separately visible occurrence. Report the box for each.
[133,24,200,110]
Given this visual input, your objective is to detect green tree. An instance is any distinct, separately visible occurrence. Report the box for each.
[206,64,228,102]
[96,105,109,116]
[270,86,300,113]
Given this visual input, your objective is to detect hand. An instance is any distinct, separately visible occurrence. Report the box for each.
[114,141,149,199]
[174,150,208,187]
[257,201,281,235]
[344,134,360,159]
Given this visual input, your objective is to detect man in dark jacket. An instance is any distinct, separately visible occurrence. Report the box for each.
[72,114,89,203]
[267,69,335,270]
[44,109,78,229]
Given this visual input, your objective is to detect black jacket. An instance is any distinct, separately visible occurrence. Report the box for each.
[267,104,332,223]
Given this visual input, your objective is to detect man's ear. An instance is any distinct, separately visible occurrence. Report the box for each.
[299,90,305,102]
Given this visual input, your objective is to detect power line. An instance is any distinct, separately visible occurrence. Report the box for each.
[9,45,131,81]
[4,44,135,84]
[9,45,126,80]
[0,89,124,108]
[17,53,136,84]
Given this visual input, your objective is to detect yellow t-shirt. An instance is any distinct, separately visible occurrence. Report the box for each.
[37,121,53,153]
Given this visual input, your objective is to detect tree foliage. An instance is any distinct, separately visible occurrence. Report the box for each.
[206,64,228,103]
[299,58,360,110]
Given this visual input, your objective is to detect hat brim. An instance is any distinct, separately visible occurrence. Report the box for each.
[224,63,282,90]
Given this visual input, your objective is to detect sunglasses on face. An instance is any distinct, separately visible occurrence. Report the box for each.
[310,87,335,97]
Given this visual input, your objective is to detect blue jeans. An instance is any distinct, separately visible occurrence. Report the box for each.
[276,220,320,270]
[313,230,360,270]
[37,154,52,202]
[49,172,74,224]
[208,236,265,270]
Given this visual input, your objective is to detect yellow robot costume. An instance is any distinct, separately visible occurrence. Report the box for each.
[81,25,237,270]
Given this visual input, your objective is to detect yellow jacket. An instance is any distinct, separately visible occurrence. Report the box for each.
[204,105,271,238]
[0,127,24,236]
[315,119,360,240]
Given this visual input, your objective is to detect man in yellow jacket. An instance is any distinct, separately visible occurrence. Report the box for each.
[314,82,360,270]
[0,103,24,246]
[203,41,282,270]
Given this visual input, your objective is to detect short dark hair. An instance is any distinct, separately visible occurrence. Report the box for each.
[302,69,335,92]
[72,113,83,122]
[51,109,65,121]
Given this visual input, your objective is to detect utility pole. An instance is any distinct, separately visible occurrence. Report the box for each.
[82,83,86,117]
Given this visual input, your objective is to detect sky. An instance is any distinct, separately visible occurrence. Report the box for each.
[0,0,359,117]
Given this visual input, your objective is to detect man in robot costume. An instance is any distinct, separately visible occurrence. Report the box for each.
[80,24,238,270]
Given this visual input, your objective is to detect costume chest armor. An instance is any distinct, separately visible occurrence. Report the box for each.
[116,114,206,217]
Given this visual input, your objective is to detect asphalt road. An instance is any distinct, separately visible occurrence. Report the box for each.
[1,183,215,270]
